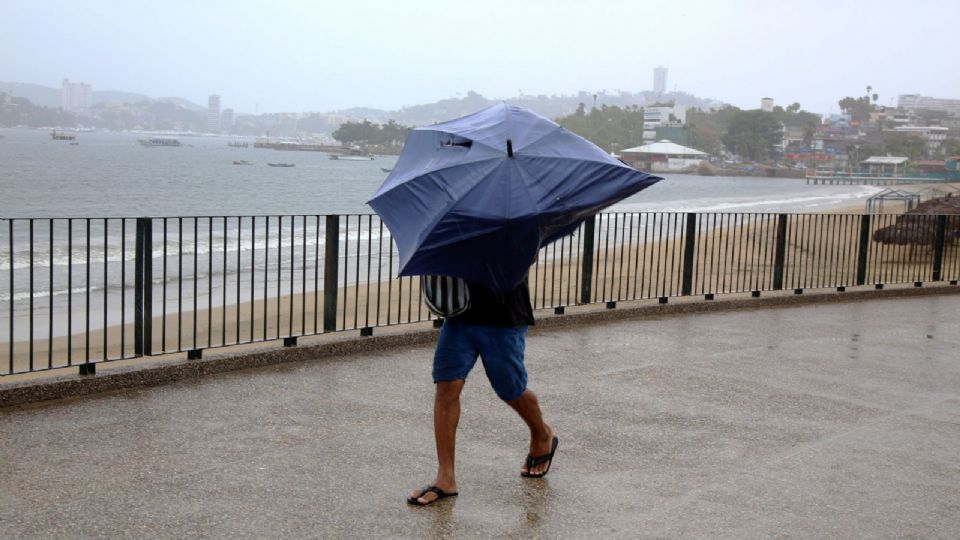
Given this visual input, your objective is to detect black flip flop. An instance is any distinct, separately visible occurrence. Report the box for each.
[407,485,459,506]
[521,435,559,478]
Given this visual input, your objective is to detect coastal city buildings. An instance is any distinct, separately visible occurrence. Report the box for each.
[207,94,221,133]
[643,104,686,142]
[61,79,91,113]
[897,94,960,116]
[892,125,949,153]
[761,97,774,112]
[653,66,667,95]
[221,108,234,132]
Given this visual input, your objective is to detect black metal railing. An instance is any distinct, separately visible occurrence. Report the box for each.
[2,212,958,375]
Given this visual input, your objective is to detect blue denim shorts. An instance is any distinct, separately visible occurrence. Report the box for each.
[433,319,529,401]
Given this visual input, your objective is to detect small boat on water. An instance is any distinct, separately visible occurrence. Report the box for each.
[330,154,374,161]
[233,160,253,165]
[267,163,295,167]
[329,148,374,161]
[51,131,76,141]
[227,140,249,148]
[380,167,393,173]
[69,142,80,146]
[139,137,181,147]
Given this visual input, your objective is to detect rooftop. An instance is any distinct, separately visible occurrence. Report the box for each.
[622,139,708,156]
[862,156,909,165]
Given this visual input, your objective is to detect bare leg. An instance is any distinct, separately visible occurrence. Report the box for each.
[506,388,554,476]
[411,379,464,504]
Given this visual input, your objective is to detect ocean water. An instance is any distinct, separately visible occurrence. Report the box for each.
[0,127,880,217]
[0,128,883,337]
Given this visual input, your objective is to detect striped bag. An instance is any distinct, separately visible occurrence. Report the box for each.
[421,275,471,318]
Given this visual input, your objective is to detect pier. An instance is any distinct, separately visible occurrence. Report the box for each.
[805,172,951,185]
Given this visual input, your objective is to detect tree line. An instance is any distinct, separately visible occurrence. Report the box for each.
[554,102,821,162]
[331,119,409,147]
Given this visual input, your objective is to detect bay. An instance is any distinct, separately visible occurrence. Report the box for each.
[0,127,881,218]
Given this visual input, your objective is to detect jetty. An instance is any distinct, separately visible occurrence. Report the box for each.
[807,155,960,185]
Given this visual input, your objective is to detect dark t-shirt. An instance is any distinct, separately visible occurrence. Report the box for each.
[453,279,535,328]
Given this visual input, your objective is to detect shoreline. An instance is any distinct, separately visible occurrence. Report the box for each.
[6,201,959,374]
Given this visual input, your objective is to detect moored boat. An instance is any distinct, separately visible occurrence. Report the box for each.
[233,160,253,165]
[267,162,295,167]
[139,137,181,147]
[329,147,374,161]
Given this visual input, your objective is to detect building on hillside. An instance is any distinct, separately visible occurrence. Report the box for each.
[643,104,686,141]
[654,125,689,146]
[61,79,92,113]
[653,66,667,94]
[221,108,234,132]
[207,94,221,133]
[898,94,960,116]
[620,139,708,172]
[761,97,774,112]
[891,125,949,154]
[828,114,851,129]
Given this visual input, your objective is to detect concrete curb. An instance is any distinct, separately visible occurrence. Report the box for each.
[3,284,959,408]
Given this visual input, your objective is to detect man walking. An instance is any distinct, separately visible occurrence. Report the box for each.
[408,278,558,506]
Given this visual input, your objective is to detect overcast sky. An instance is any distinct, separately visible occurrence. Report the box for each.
[2,0,957,115]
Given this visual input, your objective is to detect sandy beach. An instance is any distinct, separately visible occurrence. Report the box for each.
[4,192,960,375]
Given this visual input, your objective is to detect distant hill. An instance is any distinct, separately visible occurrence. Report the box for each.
[156,96,205,112]
[92,90,151,104]
[334,90,726,126]
[0,81,61,107]
[0,81,203,110]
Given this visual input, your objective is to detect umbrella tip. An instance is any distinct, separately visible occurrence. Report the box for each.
[507,139,514,158]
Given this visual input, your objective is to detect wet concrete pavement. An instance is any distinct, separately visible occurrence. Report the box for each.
[2,294,960,538]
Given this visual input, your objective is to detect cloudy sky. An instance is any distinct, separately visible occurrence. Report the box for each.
[2,0,957,115]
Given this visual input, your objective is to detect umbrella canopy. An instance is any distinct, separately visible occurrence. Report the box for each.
[368,104,662,294]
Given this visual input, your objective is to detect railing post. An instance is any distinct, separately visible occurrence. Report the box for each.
[579,216,595,304]
[681,213,697,296]
[772,214,788,290]
[323,215,340,332]
[856,214,871,286]
[932,215,947,282]
[134,218,153,356]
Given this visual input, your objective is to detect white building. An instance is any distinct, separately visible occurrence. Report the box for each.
[621,140,708,172]
[642,104,686,141]
[61,79,92,113]
[207,94,221,133]
[892,125,949,153]
[897,94,960,116]
[761,97,774,112]
[653,66,667,94]
[221,108,234,132]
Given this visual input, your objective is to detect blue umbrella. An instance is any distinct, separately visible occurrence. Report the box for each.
[368,104,662,295]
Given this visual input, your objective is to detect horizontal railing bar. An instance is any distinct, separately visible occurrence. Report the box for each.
[2,210,958,375]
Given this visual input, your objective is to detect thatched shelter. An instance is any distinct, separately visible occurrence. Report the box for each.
[872,195,960,247]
